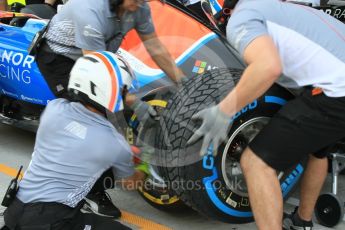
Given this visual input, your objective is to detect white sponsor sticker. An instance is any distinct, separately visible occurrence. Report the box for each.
[226,196,238,208]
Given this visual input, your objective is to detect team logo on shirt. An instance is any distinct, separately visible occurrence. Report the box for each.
[83,25,104,39]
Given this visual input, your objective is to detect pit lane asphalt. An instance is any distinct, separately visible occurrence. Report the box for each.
[0,123,344,230]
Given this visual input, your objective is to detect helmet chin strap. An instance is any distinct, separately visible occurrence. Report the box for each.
[121,87,128,106]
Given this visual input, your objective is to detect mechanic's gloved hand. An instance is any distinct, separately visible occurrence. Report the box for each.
[134,146,153,177]
[135,161,151,176]
[130,99,158,127]
[187,104,232,157]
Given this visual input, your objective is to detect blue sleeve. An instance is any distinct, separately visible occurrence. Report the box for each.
[226,9,268,57]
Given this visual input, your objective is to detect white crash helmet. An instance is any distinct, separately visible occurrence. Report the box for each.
[68,51,137,113]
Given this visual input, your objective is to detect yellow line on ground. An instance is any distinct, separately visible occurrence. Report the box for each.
[0,164,172,230]
[0,164,23,179]
[121,211,172,230]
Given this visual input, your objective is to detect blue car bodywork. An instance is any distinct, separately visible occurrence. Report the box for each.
[0,19,55,105]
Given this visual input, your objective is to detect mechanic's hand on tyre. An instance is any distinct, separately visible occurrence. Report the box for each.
[177,75,189,87]
[187,104,232,157]
[134,146,154,177]
[130,99,158,127]
[135,161,151,177]
[166,75,190,95]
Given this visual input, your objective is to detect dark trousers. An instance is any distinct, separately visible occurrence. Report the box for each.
[2,169,120,230]
[36,41,75,99]
[3,198,130,230]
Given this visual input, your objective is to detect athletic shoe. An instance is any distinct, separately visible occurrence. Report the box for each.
[82,191,121,218]
[283,207,313,230]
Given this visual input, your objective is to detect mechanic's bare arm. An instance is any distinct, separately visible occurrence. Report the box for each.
[0,0,6,10]
[120,170,147,190]
[124,93,137,106]
[219,35,282,116]
[139,32,185,83]
[82,49,94,55]
[45,0,57,5]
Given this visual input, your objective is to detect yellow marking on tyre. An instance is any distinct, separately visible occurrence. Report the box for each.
[147,100,167,107]
[138,187,179,205]
[130,99,167,121]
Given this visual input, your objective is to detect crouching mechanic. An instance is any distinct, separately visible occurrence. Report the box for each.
[35,0,170,218]
[3,52,152,230]
[188,0,345,229]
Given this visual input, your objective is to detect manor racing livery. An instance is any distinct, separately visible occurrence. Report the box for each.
[0,48,53,104]
[1,50,34,84]
[0,18,54,105]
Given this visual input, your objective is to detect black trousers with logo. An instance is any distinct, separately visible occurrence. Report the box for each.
[2,168,119,230]
[3,198,130,230]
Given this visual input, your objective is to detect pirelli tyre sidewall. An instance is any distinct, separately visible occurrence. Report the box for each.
[156,68,306,223]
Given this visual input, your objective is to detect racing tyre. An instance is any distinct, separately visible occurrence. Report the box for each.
[315,193,344,227]
[157,68,306,223]
[126,93,188,211]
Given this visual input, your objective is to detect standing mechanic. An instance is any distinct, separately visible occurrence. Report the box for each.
[36,0,184,99]
[188,0,345,229]
[3,52,151,230]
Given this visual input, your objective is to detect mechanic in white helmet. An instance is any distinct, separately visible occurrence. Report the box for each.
[32,0,179,218]
[3,52,151,230]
